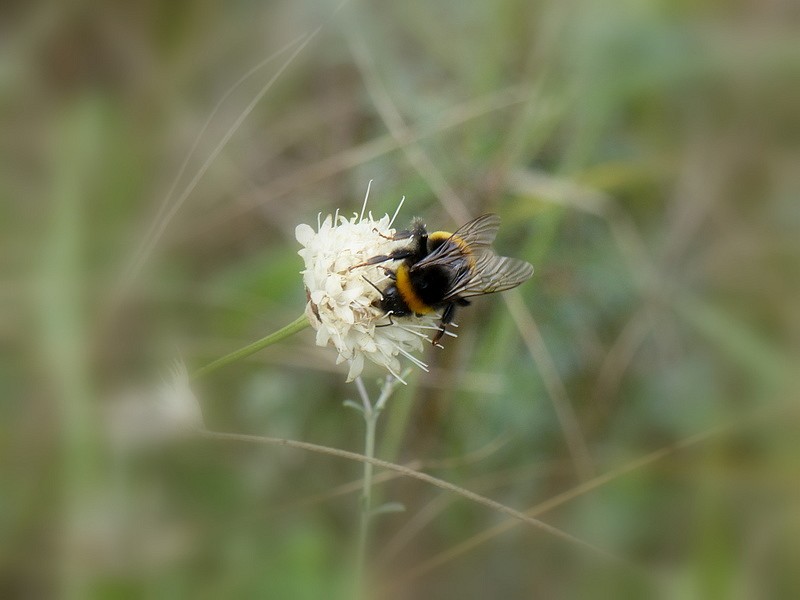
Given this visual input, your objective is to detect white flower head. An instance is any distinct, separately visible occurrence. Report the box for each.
[156,360,204,432]
[106,360,204,450]
[296,187,438,382]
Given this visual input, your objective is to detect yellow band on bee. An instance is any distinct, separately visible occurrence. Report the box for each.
[429,231,476,266]
[395,264,435,314]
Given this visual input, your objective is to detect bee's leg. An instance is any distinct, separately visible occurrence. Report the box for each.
[374,228,414,241]
[432,303,457,345]
[348,248,416,271]
[376,312,395,328]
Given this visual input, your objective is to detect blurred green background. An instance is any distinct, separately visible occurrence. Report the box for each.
[3,0,799,598]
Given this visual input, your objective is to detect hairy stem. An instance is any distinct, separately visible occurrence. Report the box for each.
[352,376,402,598]
[354,390,377,596]
[199,426,632,570]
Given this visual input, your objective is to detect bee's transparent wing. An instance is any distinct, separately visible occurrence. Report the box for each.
[410,213,532,299]
[412,213,501,269]
[444,252,534,300]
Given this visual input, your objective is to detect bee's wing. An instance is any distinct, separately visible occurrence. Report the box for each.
[449,213,502,252]
[444,251,534,300]
[412,214,501,270]
[412,213,533,299]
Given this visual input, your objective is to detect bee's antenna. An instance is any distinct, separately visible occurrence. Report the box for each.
[361,275,384,299]
[360,179,373,222]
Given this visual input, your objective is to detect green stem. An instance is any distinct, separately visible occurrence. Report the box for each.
[191,313,309,380]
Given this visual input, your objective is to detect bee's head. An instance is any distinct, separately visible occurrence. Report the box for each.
[405,218,429,259]
[377,284,411,317]
[408,217,427,238]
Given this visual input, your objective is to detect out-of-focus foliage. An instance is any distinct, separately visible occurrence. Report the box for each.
[3,0,798,598]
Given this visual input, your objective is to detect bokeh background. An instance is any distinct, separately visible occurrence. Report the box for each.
[3,0,799,598]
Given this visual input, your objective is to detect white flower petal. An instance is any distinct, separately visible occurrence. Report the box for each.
[315,325,330,347]
[325,276,343,297]
[346,353,365,382]
[295,223,315,245]
[337,305,355,324]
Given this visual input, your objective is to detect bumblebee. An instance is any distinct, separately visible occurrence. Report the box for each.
[355,214,534,345]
